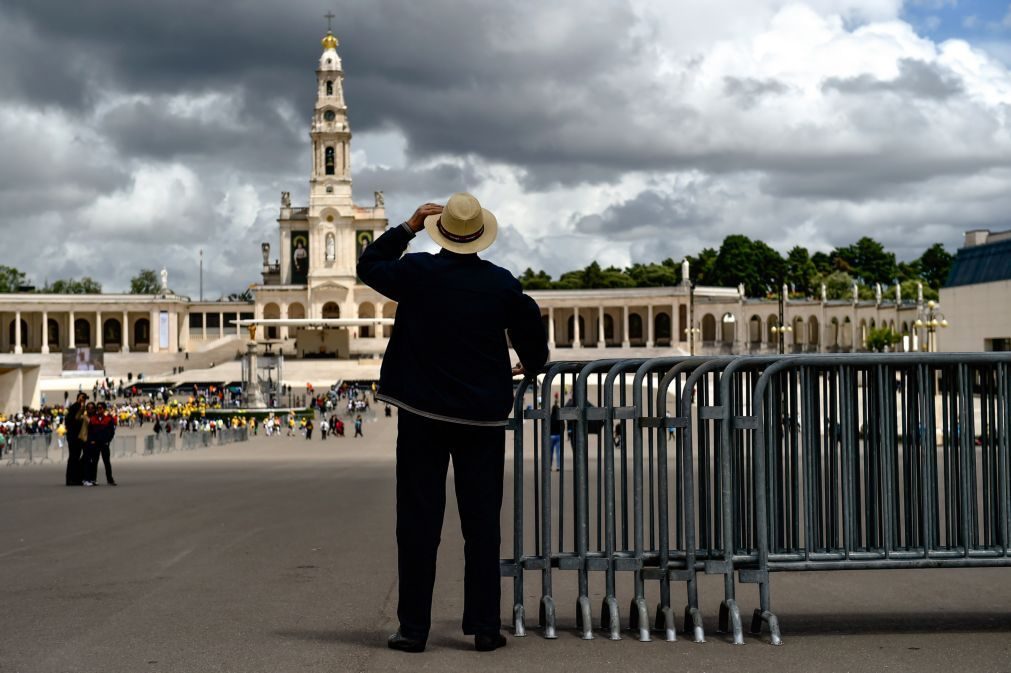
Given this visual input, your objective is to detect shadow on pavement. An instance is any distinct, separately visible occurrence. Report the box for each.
[273,628,480,652]
[772,611,1011,636]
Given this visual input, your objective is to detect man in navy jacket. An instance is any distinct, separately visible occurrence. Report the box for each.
[358,193,548,653]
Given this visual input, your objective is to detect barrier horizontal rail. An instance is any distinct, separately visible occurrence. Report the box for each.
[502,352,1011,646]
[2,427,248,467]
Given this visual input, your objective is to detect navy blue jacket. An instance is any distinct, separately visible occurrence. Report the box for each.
[357,223,548,425]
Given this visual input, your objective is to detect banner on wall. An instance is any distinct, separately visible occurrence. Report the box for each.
[159,311,170,349]
[62,348,105,373]
[291,230,310,284]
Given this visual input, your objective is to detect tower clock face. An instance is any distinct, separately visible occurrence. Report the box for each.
[323,110,336,121]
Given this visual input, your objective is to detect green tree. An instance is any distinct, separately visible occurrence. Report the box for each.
[834,237,897,285]
[44,277,102,294]
[519,268,553,290]
[130,269,160,294]
[918,243,953,291]
[785,246,818,296]
[0,265,28,293]
[815,271,857,300]
[866,326,901,352]
[228,288,254,302]
[686,248,719,286]
[626,262,679,287]
[811,251,834,276]
[712,235,783,297]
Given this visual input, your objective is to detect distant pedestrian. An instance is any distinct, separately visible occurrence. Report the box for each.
[306,419,314,440]
[353,416,363,438]
[65,392,87,486]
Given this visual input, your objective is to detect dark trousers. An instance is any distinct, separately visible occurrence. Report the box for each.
[65,438,83,485]
[395,410,505,640]
[82,443,113,483]
[82,443,99,482]
[98,444,114,483]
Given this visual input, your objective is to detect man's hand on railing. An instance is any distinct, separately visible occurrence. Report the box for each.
[511,362,526,377]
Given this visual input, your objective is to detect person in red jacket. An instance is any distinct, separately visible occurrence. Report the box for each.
[84,402,117,486]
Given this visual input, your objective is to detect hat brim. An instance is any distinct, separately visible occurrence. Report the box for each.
[423,208,498,254]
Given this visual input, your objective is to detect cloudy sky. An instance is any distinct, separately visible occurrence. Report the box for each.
[1,0,1010,297]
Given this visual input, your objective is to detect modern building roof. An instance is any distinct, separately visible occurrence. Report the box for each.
[946,236,1011,288]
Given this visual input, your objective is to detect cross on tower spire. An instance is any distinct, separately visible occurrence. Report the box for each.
[324,11,335,32]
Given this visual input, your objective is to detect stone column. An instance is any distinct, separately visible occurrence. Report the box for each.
[122,311,130,352]
[149,309,158,353]
[547,307,556,349]
[573,307,581,349]
[218,312,225,340]
[68,311,76,349]
[280,303,289,341]
[41,310,49,354]
[14,310,22,354]
[622,305,630,348]
[374,302,385,339]
[179,312,190,351]
[95,311,103,350]
[597,305,605,348]
[646,305,654,348]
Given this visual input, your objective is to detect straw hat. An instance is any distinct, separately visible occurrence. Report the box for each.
[424,192,498,254]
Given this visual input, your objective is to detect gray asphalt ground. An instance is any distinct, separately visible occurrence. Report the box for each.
[3,415,1011,673]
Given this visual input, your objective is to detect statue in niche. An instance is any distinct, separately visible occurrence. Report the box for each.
[281,191,291,208]
[374,191,384,207]
[325,233,336,262]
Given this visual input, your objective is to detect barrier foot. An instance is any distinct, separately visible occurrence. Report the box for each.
[654,604,677,642]
[539,596,558,639]
[576,596,594,640]
[628,598,652,642]
[600,596,621,641]
[684,605,706,643]
[718,600,744,645]
[751,609,782,646]
[513,603,526,637]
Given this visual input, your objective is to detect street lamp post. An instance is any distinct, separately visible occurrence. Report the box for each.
[684,325,701,355]
[770,284,792,354]
[914,300,948,352]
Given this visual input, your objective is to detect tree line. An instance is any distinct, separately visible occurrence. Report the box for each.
[0,268,164,295]
[519,236,953,302]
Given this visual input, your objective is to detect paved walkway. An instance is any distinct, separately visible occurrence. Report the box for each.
[2,417,1011,673]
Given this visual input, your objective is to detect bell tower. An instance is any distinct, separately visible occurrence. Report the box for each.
[309,17,352,209]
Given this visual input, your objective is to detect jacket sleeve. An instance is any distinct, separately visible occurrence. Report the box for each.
[356,223,416,302]
[507,285,549,374]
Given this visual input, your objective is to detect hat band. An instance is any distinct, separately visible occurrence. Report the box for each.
[437,218,485,244]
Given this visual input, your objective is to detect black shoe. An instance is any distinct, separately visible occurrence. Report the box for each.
[387,631,426,653]
[475,632,507,652]
[107,480,117,486]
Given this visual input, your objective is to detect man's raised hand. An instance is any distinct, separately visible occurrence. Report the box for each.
[407,203,444,233]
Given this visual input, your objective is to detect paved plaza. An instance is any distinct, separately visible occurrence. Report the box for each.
[3,416,1011,673]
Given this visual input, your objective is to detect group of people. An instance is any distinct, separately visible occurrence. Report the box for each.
[64,392,117,487]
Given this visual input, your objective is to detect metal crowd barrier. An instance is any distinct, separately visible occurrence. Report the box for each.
[2,427,249,465]
[3,434,139,466]
[502,353,1011,646]
[146,427,249,454]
